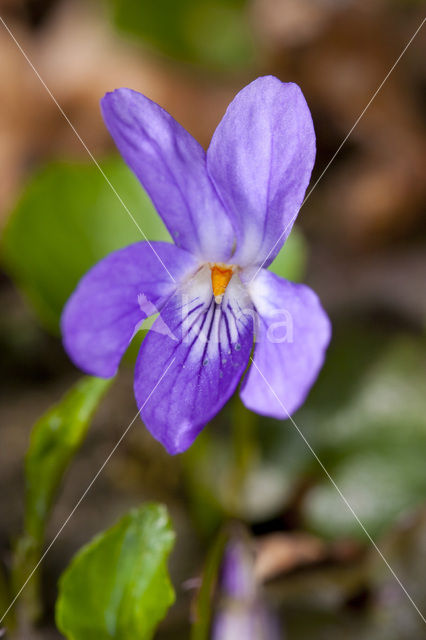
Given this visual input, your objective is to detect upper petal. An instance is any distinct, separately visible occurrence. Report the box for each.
[134,267,254,454]
[240,269,330,418]
[207,76,316,267]
[61,242,198,378]
[101,89,234,262]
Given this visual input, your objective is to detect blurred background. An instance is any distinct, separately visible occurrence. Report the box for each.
[0,0,425,638]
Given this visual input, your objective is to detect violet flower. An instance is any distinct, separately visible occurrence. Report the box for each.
[61,76,331,454]
[212,535,282,640]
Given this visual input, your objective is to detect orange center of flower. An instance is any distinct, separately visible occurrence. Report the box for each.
[210,264,234,303]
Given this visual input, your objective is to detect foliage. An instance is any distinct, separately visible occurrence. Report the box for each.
[56,504,175,640]
[24,376,112,543]
[2,158,169,333]
[106,0,254,69]
[301,330,426,538]
[12,376,112,627]
[268,227,307,283]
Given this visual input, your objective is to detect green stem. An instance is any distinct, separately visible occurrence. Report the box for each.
[230,398,259,514]
[10,534,42,635]
[190,528,229,640]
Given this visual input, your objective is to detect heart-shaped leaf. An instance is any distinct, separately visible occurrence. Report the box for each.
[56,503,175,640]
[2,158,169,333]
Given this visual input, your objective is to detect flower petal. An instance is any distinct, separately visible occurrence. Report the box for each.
[61,242,198,378]
[101,89,234,262]
[134,267,254,454]
[240,269,330,418]
[207,76,315,267]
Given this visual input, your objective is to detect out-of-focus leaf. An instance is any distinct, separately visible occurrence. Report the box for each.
[12,376,112,627]
[56,504,175,640]
[368,507,426,638]
[106,0,254,69]
[301,332,426,539]
[268,227,307,282]
[2,158,170,333]
[25,376,112,543]
[184,398,308,531]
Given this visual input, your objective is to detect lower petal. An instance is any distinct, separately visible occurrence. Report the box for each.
[134,268,254,454]
[61,242,197,378]
[240,269,331,418]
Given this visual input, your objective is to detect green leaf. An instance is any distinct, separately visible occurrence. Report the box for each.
[11,376,112,627]
[56,504,175,640]
[25,376,112,543]
[2,158,170,333]
[301,331,426,539]
[106,0,254,70]
[268,227,307,282]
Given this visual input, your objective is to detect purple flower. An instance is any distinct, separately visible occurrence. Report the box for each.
[61,76,331,454]
[212,535,282,640]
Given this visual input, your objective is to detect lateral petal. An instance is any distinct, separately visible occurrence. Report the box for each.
[240,269,330,417]
[61,242,197,377]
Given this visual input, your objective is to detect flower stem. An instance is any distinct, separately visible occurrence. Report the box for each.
[230,398,259,515]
